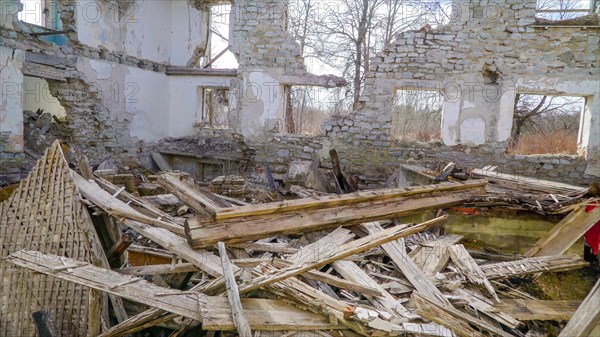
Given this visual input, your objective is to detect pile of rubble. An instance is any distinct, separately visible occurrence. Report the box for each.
[0,141,598,337]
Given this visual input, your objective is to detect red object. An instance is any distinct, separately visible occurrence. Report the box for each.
[584,202,600,255]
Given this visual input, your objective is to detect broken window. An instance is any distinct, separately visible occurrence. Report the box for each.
[18,0,61,29]
[536,0,597,20]
[391,89,443,143]
[196,87,230,129]
[508,94,585,155]
[205,4,237,68]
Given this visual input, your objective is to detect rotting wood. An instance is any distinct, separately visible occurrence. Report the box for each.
[558,277,600,337]
[329,149,355,193]
[107,231,134,261]
[187,189,481,247]
[493,299,580,321]
[236,216,447,294]
[229,241,299,254]
[454,289,521,329]
[471,168,587,195]
[448,244,500,302]
[413,292,514,337]
[218,242,252,337]
[215,180,487,221]
[525,204,600,257]
[362,222,451,306]
[117,263,199,276]
[157,173,222,217]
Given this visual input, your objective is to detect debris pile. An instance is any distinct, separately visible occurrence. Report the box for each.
[1,141,599,337]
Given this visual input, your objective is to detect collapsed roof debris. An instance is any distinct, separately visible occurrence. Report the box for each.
[1,140,599,336]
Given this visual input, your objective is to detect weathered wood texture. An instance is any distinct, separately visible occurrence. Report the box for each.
[409,234,463,276]
[494,299,580,321]
[525,205,600,257]
[188,182,485,247]
[558,277,600,337]
[157,173,222,216]
[0,141,115,337]
[7,250,342,332]
[218,242,252,337]
[237,216,447,293]
[448,244,500,301]
[471,168,586,195]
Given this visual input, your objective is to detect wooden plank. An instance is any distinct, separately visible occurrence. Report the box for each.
[413,293,484,337]
[525,205,600,257]
[413,293,514,337]
[455,289,521,329]
[117,263,199,276]
[493,299,580,321]
[32,309,59,337]
[157,174,222,217]
[448,244,499,302]
[215,180,487,221]
[236,216,447,294]
[409,234,463,277]
[471,168,586,195]
[151,152,173,171]
[218,242,252,337]
[332,260,412,319]
[362,222,450,306]
[188,190,480,248]
[272,259,381,296]
[123,219,228,278]
[6,250,210,321]
[7,250,342,333]
[559,277,600,337]
[73,173,185,235]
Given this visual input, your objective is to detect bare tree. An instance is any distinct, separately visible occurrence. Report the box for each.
[536,0,594,20]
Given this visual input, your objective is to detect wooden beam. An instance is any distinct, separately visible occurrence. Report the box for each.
[151,152,173,171]
[559,277,600,337]
[525,205,600,257]
[215,180,487,221]
[218,242,252,337]
[32,309,59,337]
[187,188,481,248]
[409,234,463,277]
[157,174,222,217]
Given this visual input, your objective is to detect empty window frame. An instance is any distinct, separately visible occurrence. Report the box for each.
[391,89,443,143]
[536,0,597,20]
[206,4,238,68]
[197,87,230,129]
[508,94,585,155]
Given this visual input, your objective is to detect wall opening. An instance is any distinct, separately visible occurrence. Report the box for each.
[21,76,70,155]
[206,4,237,68]
[282,86,336,135]
[508,94,585,155]
[536,0,596,20]
[196,87,230,129]
[391,89,443,143]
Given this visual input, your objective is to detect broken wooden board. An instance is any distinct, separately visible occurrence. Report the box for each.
[215,180,487,221]
[7,250,344,332]
[448,244,500,301]
[236,216,447,294]
[187,188,482,247]
[493,299,580,321]
[151,152,173,171]
[409,234,463,277]
[218,242,252,337]
[413,292,514,337]
[525,204,600,257]
[362,222,450,306]
[558,277,600,337]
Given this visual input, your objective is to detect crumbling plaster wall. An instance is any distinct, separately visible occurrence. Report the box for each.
[320,0,600,179]
[0,46,25,154]
[1,0,212,165]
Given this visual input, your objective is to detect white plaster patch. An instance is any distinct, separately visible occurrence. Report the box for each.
[89,59,113,80]
[460,117,486,145]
